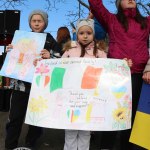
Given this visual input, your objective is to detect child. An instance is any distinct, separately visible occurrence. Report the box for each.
[88,0,150,149]
[62,18,132,150]
[62,18,106,150]
[72,11,107,42]
[55,26,71,57]
[5,9,60,150]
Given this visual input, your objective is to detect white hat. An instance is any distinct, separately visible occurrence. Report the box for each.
[76,19,95,34]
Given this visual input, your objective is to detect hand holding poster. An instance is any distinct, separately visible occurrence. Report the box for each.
[0,30,46,83]
[25,58,132,131]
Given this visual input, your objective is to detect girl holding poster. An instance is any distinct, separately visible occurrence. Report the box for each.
[62,18,107,150]
[62,19,132,150]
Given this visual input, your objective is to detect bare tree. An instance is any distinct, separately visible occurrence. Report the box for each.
[136,0,150,15]
[74,0,150,24]
[0,0,66,10]
[0,0,27,9]
[0,0,149,25]
[77,0,89,9]
[66,0,89,25]
[0,0,149,15]
[77,0,150,16]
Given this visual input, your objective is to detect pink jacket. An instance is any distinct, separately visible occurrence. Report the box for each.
[62,41,107,58]
[89,0,150,73]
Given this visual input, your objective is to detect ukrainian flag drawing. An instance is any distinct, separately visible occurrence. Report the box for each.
[130,82,150,150]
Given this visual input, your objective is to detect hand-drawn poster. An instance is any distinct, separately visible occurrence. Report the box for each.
[0,30,46,83]
[25,58,132,131]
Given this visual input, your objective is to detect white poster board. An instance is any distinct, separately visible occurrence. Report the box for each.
[0,30,46,83]
[25,58,132,131]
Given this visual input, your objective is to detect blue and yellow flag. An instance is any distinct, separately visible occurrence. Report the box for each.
[130,82,150,149]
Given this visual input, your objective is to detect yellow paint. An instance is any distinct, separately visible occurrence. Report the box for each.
[28,96,48,113]
[130,111,150,150]
[113,92,124,99]
[94,87,99,96]
[86,104,93,122]
[72,115,79,122]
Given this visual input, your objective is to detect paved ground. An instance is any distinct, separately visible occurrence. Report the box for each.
[0,112,119,150]
[0,112,65,150]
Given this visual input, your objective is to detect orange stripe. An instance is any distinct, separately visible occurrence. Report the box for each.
[71,110,73,123]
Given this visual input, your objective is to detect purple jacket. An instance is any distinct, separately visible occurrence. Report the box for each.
[89,0,150,73]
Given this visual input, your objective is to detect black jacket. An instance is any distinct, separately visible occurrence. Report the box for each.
[44,32,61,53]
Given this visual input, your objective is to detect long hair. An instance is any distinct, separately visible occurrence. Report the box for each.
[56,27,71,44]
[63,40,106,57]
[79,40,97,57]
[116,5,148,32]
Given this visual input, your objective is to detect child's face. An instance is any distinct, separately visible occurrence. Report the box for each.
[30,14,46,33]
[121,0,136,9]
[77,26,94,46]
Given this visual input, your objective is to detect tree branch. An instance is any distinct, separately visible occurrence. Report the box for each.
[77,0,89,10]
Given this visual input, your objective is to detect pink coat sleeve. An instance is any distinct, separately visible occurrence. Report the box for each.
[62,51,69,58]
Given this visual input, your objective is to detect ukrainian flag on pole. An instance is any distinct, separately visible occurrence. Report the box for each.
[130,82,150,149]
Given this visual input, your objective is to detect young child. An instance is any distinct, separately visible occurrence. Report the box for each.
[88,0,150,149]
[56,26,71,56]
[5,10,60,150]
[72,11,107,42]
[62,18,132,150]
[62,18,106,150]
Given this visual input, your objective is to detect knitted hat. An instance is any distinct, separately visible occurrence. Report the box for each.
[115,0,121,8]
[76,19,95,34]
[28,10,48,29]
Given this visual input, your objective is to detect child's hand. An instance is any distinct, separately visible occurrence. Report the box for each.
[142,72,150,84]
[6,44,13,52]
[123,58,133,67]
[33,58,42,67]
[40,49,50,59]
